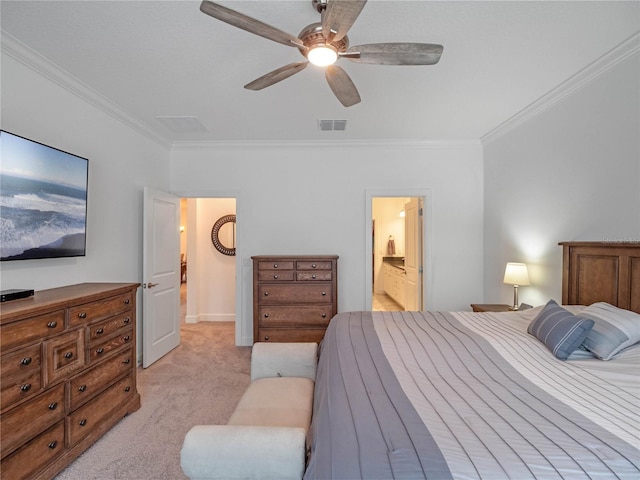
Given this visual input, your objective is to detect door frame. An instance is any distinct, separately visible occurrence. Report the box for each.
[365,188,433,311]
[173,189,247,346]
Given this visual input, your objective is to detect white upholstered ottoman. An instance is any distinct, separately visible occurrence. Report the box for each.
[180,342,317,480]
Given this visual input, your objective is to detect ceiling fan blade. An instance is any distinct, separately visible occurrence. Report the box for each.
[200,1,304,49]
[322,0,367,42]
[325,66,361,107]
[344,43,444,65]
[244,62,308,90]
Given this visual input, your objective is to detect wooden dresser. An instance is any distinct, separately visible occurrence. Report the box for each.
[0,283,141,480]
[252,255,338,343]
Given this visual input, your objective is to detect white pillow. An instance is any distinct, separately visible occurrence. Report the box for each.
[578,302,640,360]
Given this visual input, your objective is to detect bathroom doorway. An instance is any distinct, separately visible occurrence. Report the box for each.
[366,189,431,312]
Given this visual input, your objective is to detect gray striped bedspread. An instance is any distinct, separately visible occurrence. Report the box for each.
[304,310,640,479]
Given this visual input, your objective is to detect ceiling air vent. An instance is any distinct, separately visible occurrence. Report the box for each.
[155,116,208,133]
[318,119,347,131]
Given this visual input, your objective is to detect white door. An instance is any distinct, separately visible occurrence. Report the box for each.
[142,187,181,368]
[404,197,423,310]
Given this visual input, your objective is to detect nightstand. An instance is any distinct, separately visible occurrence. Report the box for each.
[470,303,513,313]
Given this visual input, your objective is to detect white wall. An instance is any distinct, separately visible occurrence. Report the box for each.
[185,198,236,323]
[483,49,640,307]
[1,50,170,356]
[170,141,484,345]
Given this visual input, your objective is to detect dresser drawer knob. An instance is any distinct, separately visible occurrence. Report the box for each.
[312,274,317,279]
[264,291,269,296]
[20,383,31,392]
[273,274,278,279]
[48,440,58,449]
[124,317,131,324]
[264,313,269,318]
[96,327,104,335]
[312,264,317,268]
[47,321,57,329]
[48,402,58,410]
[64,352,74,359]
[124,298,130,305]
[264,335,270,341]
[122,358,131,365]
[96,348,104,355]
[322,313,327,318]
[21,357,32,366]
[79,419,87,427]
[124,386,131,392]
[123,335,131,342]
[78,312,87,319]
[78,385,87,392]
[273,264,278,268]
[322,291,327,296]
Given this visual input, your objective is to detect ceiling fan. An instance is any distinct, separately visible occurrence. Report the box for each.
[200,0,444,107]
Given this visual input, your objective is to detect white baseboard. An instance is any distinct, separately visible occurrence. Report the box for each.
[185,313,235,323]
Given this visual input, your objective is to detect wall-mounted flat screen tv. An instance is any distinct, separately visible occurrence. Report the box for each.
[0,130,88,261]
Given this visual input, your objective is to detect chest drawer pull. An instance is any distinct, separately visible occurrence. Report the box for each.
[21,357,32,365]
[123,335,131,342]
[96,327,104,335]
[312,264,317,268]
[96,348,104,355]
[124,299,130,305]
[264,313,269,318]
[64,352,74,359]
[48,441,58,449]
[79,419,87,427]
[122,358,131,365]
[264,291,269,296]
[273,264,278,268]
[78,312,87,319]
[78,385,87,392]
[123,317,131,324]
[48,402,58,410]
[124,386,131,392]
[20,383,32,392]
[312,274,317,279]
[322,313,327,318]
[264,335,270,341]
[273,274,278,279]
[322,291,327,296]
[47,321,58,328]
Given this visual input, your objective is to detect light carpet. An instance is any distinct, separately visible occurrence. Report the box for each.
[54,322,251,480]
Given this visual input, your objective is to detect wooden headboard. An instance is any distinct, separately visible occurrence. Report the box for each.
[560,241,640,313]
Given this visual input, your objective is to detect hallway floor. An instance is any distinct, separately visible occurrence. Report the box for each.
[372,293,403,312]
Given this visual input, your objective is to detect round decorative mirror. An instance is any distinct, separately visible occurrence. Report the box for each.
[211,214,236,256]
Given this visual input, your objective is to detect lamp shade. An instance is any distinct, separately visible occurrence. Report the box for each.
[503,262,530,286]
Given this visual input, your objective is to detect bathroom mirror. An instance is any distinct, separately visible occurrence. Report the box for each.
[211,214,236,256]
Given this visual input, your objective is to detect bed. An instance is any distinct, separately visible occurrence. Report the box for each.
[304,242,640,479]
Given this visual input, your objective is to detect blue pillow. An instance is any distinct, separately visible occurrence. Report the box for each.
[528,300,594,360]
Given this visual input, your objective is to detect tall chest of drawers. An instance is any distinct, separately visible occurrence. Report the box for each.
[0,283,141,480]
[252,255,338,343]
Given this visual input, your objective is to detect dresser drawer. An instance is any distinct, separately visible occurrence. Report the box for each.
[68,292,134,328]
[67,373,136,446]
[257,260,294,270]
[259,306,333,327]
[258,285,333,304]
[89,327,133,364]
[88,313,133,344]
[297,261,333,270]
[44,329,85,385]
[1,383,65,458]
[70,347,133,410]
[0,370,42,414]
[0,311,65,352]
[1,344,41,384]
[257,328,327,343]
[0,420,65,480]
[296,271,332,281]
[257,271,294,282]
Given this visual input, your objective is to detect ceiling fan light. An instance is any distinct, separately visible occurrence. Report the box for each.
[308,45,338,66]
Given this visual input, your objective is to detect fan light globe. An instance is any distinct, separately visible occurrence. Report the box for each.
[308,45,338,66]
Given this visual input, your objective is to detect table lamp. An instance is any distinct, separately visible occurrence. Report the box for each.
[503,262,530,310]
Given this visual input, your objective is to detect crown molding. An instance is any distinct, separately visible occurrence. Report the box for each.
[170,138,482,151]
[481,31,640,146]
[1,31,170,149]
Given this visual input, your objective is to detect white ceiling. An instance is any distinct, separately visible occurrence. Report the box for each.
[2,1,639,145]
